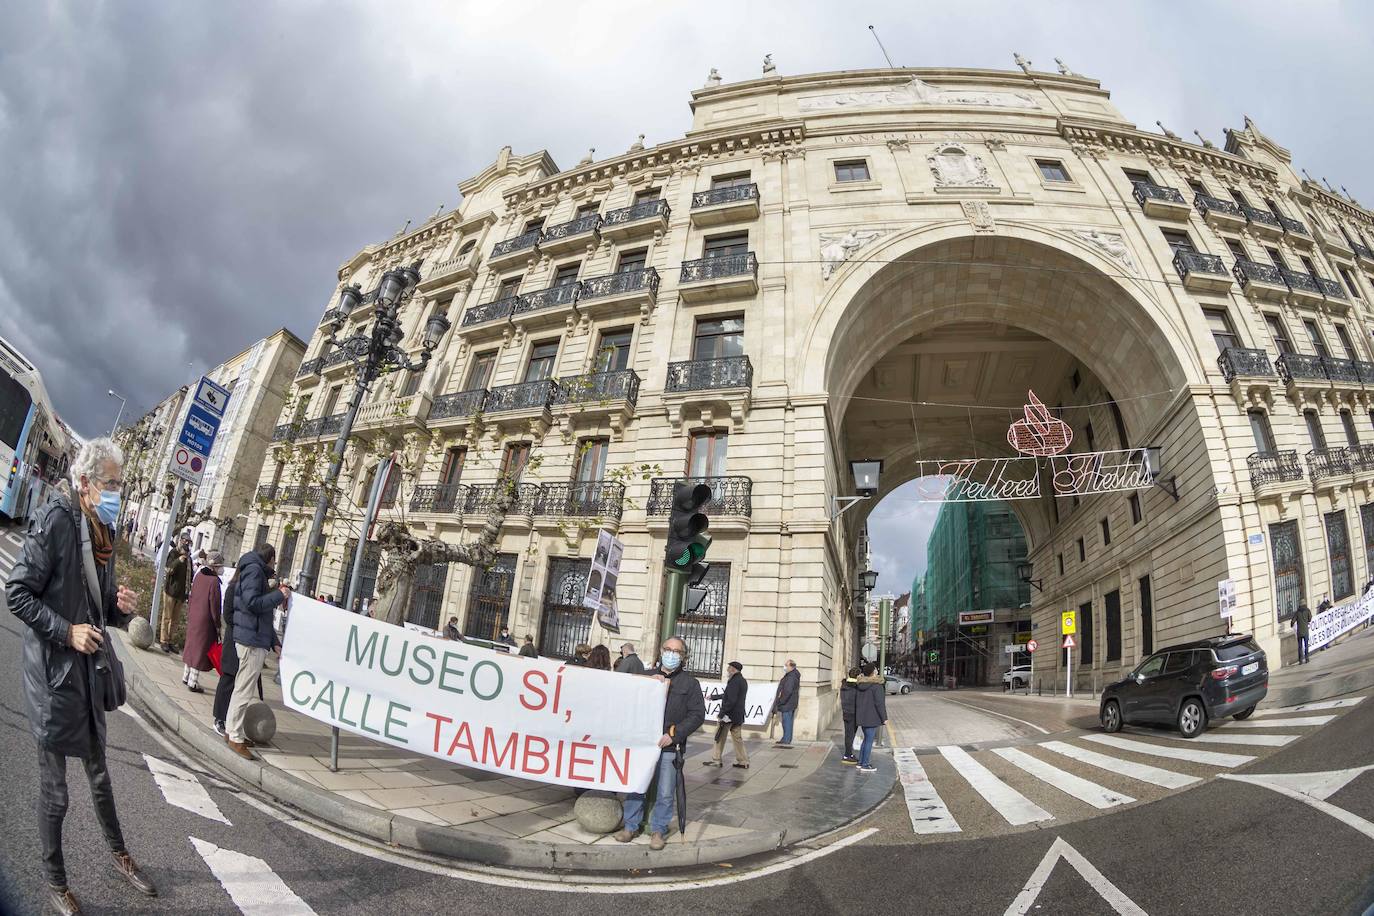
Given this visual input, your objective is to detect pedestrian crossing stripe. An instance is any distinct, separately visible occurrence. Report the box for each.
[991,747,1134,809]
[939,745,1052,826]
[1081,734,1255,768]
[894,747,961,834]
[1251,696,1365,716]
[1187,732,1299,748]
[1038,740,1200,789]
[1221,715,1335,728]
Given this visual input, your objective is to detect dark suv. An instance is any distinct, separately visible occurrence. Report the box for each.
[1099,635,1268,738]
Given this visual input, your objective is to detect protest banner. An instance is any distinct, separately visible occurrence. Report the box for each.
[1308,590,1374,651]
[280,596,668,792]
[698,679,777,726]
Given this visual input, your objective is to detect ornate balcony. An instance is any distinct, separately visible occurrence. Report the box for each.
[488,229,542,268]
[1353,242,1374,267]
[1241,205,1283,239]
[1234,259,1289,302]
[463,482,542,516]
[276,485,324,509]
[461,295,520,329]
[554,369,641,408]
[1275,353,1328,384]
[1353,443,1374,473]
[409,483,468,514]
[601,199,670,242]
[1217,347,1274,382]
[1174,250,1232,292]
[646,476,753,517]
[535,481,625,521]
[354,394,428,433]
[1247,451,1303,489]
[1278,214,1312,247]
[1279,267,1324,306]
[256,484,279,503]
[1195,194,1246,231]
[690,183,760,226]
[1318,226,1354,259]
[1314,275,1346,302]
[577,268,659,318]
[295,413,346,441]
[678,252,759,302]
[484,379,557,415]
[319,308,343,327]
[1307,447,1353,481]
[1323,356,1361,384]
[428,389,487,428]
[539,214,601,257]
[512,282,580,330]
[1355,361,1374,385]
[1131,182,1190,220]
[418,247,480,291]
[296,356,324,379]
[665,355,753,393]
[271,422,295,443]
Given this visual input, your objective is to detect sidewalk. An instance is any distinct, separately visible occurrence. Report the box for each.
[1266,623,1374,706]
[114,632,893,871]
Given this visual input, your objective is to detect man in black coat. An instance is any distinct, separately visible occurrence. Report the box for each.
[7,439,158,914]
[224,544,288,759]
[773,659,801,747]
[615,641,646,674]
[1293,598,1313,664]
[707,661,750,768]
[840,666,860,764]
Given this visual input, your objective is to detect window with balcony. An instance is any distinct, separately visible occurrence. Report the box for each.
[1303,320,1329,357]
[1228,188,1250,209]
[617,248,648,273]
[523,339,560,382]
[398,369,421,398]
[497,275,522,299]
[440,447,465,485]
[688,429,729,477]
[1161,229,1196,254]
[703,232,749,258]
[576,202,600,218]
[711,173,752,189]
[524,217,546,233]
[575,438,609,483]
[1187,179,1208,198]
[1300,255,1321,278]
[552,262,580,286]
[693,315,745,360]
[1266,247,1287,270]
[1204,309,1240,353]
[1336,324,1360,361]
[502,442,531,480]
[457,239,476,256]
[1224,238,1248,262]
[834,159,871,183]
[1036,159,1071,182]
[1265,314,1295,355]
[1340,266,1362,299]
[1342,410,1360,447]
[321,385,342,418]
[633,187,661,204]
[1304,410,1327,450]
[595,328,633,373]
[466,351,497,390]
[1264,198,1286,219]
[1123,168,1153,186]
[1249,410,1276,453]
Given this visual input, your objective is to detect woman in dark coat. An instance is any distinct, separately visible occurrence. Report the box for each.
[854,661,888,773]
[181,552,225,693]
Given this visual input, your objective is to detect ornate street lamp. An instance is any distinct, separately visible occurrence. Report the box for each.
[1143,446,1179,501]
[1016,561,1044,593]
[832,458,884,519]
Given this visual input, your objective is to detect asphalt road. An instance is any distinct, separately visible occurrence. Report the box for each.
[2,525,1373,915]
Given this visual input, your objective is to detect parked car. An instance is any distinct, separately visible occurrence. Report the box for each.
[1099,635,1268,738]
[1003,665,1033,689]
[885,675,913,695]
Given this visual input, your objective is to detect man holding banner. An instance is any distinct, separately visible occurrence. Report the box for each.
[615,635,705,851]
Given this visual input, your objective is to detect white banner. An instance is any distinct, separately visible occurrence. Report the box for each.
[1308,591,1374,651]
[698,679,778,727]
[280,597,668,792]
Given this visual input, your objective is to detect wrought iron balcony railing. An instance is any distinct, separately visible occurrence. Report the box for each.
[664,355,753,393]
[514,283,580,316]
[271,423,295,443]
[679,252,758,284]
[578,268,660,302]
[552,369,641,407]
[485,379,558,414]
[320,308,342,326]
[323,346,355,369]
[491,229,541,259]
[691,183,760,209]
[1234,258,1286,290]
[1307,447,1353,480]
[1356,361,1374,385]
[1275,353,1328,383]
[1241,205,1282,229]
[1131,181,1186,208]
[296,356,324,378]
[409,482,469,514]
[1173,250,1228,282]
[462,295,521,327]
[463,482,542,515]
[276,485,324,507]
[429,388,487,421]
[603,198,670,226]
[646,476,753,517]
[1315,275,1346,299]
[256,484,278,502]
[535,481,626,521]
[1277,214,1309,236]
[1324,356,1361,383]
[1353,242,1374,262]
[1217,347,1275,382]
[1353,443,1374,473]
[1247,450,1303,487]
[541,213,601,244]
[1279,267,1322,296]
[1195,193,1243,220]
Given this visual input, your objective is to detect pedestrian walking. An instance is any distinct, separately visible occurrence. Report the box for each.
[616,636,705,850]
[518,634,538,657]
[706,661,750,769]
[587,644,612,670]
[840,666,860,764]
[224,544,288,760]
[1293,599,1313,664]
[160,540,190,652]
[854,661,888,773]
[615,642,646,674]
[6,437,158,914]
[181,552,225,693]
[773,659,801,747]
[212,564,241,736]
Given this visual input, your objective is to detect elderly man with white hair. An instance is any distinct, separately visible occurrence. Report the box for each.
[7,436,158,915]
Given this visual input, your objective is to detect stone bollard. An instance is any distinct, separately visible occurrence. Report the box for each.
[573,790,623,834]
[128,616,154,650]
[244,702,277,744]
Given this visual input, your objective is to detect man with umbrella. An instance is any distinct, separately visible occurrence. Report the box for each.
[615,635,705,851]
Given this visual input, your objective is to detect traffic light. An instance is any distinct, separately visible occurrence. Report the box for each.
[685,561,711,613]
[665,482,712,572]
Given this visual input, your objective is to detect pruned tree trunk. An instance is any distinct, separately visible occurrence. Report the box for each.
[373,481,517,627]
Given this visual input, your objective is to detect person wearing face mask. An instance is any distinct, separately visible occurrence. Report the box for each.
[615,636,706,851]
[7,437,159,915]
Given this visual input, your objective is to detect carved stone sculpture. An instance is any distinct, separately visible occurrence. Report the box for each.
[798,77,1039,112]
[928,143,997,189]
[763,54,775,74]
[819,228,887,280]
[706,68,722,87]
[1070,228,1137,272]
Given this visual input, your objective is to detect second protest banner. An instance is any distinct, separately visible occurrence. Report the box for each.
[280,597,668,792]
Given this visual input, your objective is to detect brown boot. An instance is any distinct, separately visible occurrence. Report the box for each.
[226,737,254,760]
[649,832,666,851]
[613,828,636,843]
[47,886,81,915]
[112,851,158,897]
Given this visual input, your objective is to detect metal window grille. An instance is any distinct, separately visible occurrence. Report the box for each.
[679,563,731,679]
[278,529,299,582]
[341,539,382,605]
[538,558,594,661]
[1325,510,1354,600]
[464,553,518,641]
[1103,590,1121,662]
[1269,520,1304,622]
[407,563,450,630]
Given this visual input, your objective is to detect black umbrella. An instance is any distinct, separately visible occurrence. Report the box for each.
[673,742,687,835]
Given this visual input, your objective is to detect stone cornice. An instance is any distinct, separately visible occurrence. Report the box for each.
[1294,180,1374,230]
[1058,118,1277,183]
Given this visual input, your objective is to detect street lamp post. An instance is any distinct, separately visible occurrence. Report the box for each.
[295,264,451,599]
[107,389,127,436]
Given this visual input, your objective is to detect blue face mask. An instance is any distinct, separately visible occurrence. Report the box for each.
[660,650,682,672]
[95,490,120,526]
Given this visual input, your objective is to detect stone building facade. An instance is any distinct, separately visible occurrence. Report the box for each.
[245,66,1374,739]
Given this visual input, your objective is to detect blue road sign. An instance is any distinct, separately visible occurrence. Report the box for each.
[178,403,221,454]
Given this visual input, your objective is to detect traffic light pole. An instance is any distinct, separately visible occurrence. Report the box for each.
[660,570,687,644]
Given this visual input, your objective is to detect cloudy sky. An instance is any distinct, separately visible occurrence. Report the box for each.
[2,1,1371,570]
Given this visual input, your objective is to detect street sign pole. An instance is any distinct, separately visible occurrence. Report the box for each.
[1067,638,1073,699]
[149,477,185,636]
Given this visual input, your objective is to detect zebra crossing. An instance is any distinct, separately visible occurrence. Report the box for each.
[894,696,1366,837]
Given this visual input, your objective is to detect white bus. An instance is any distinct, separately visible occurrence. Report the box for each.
[0,334,72,524]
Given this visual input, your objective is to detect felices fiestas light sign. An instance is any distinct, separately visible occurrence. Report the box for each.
[913,390,1156,502]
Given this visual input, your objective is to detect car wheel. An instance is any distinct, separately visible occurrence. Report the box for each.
[1014,677,1025,689]
[1177,697,1208,738]
[1233,706,1256,720]
[1101,699,1123,733]
[901,685,910,695]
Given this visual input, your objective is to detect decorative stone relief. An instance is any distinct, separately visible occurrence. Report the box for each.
[798,77,1039,113]
[819,228,889,280]
[928,143,997,189]
[961,200,995,233]
[1069,228,1137,272]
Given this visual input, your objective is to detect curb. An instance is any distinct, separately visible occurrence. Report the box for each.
[114,636,872,872]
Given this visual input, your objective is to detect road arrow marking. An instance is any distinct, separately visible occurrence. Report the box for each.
[1004,836,1149,916]
[894,748,961,834]
[145,755,230,825]
[190,837,317,914]
[1221,766,1374,842]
